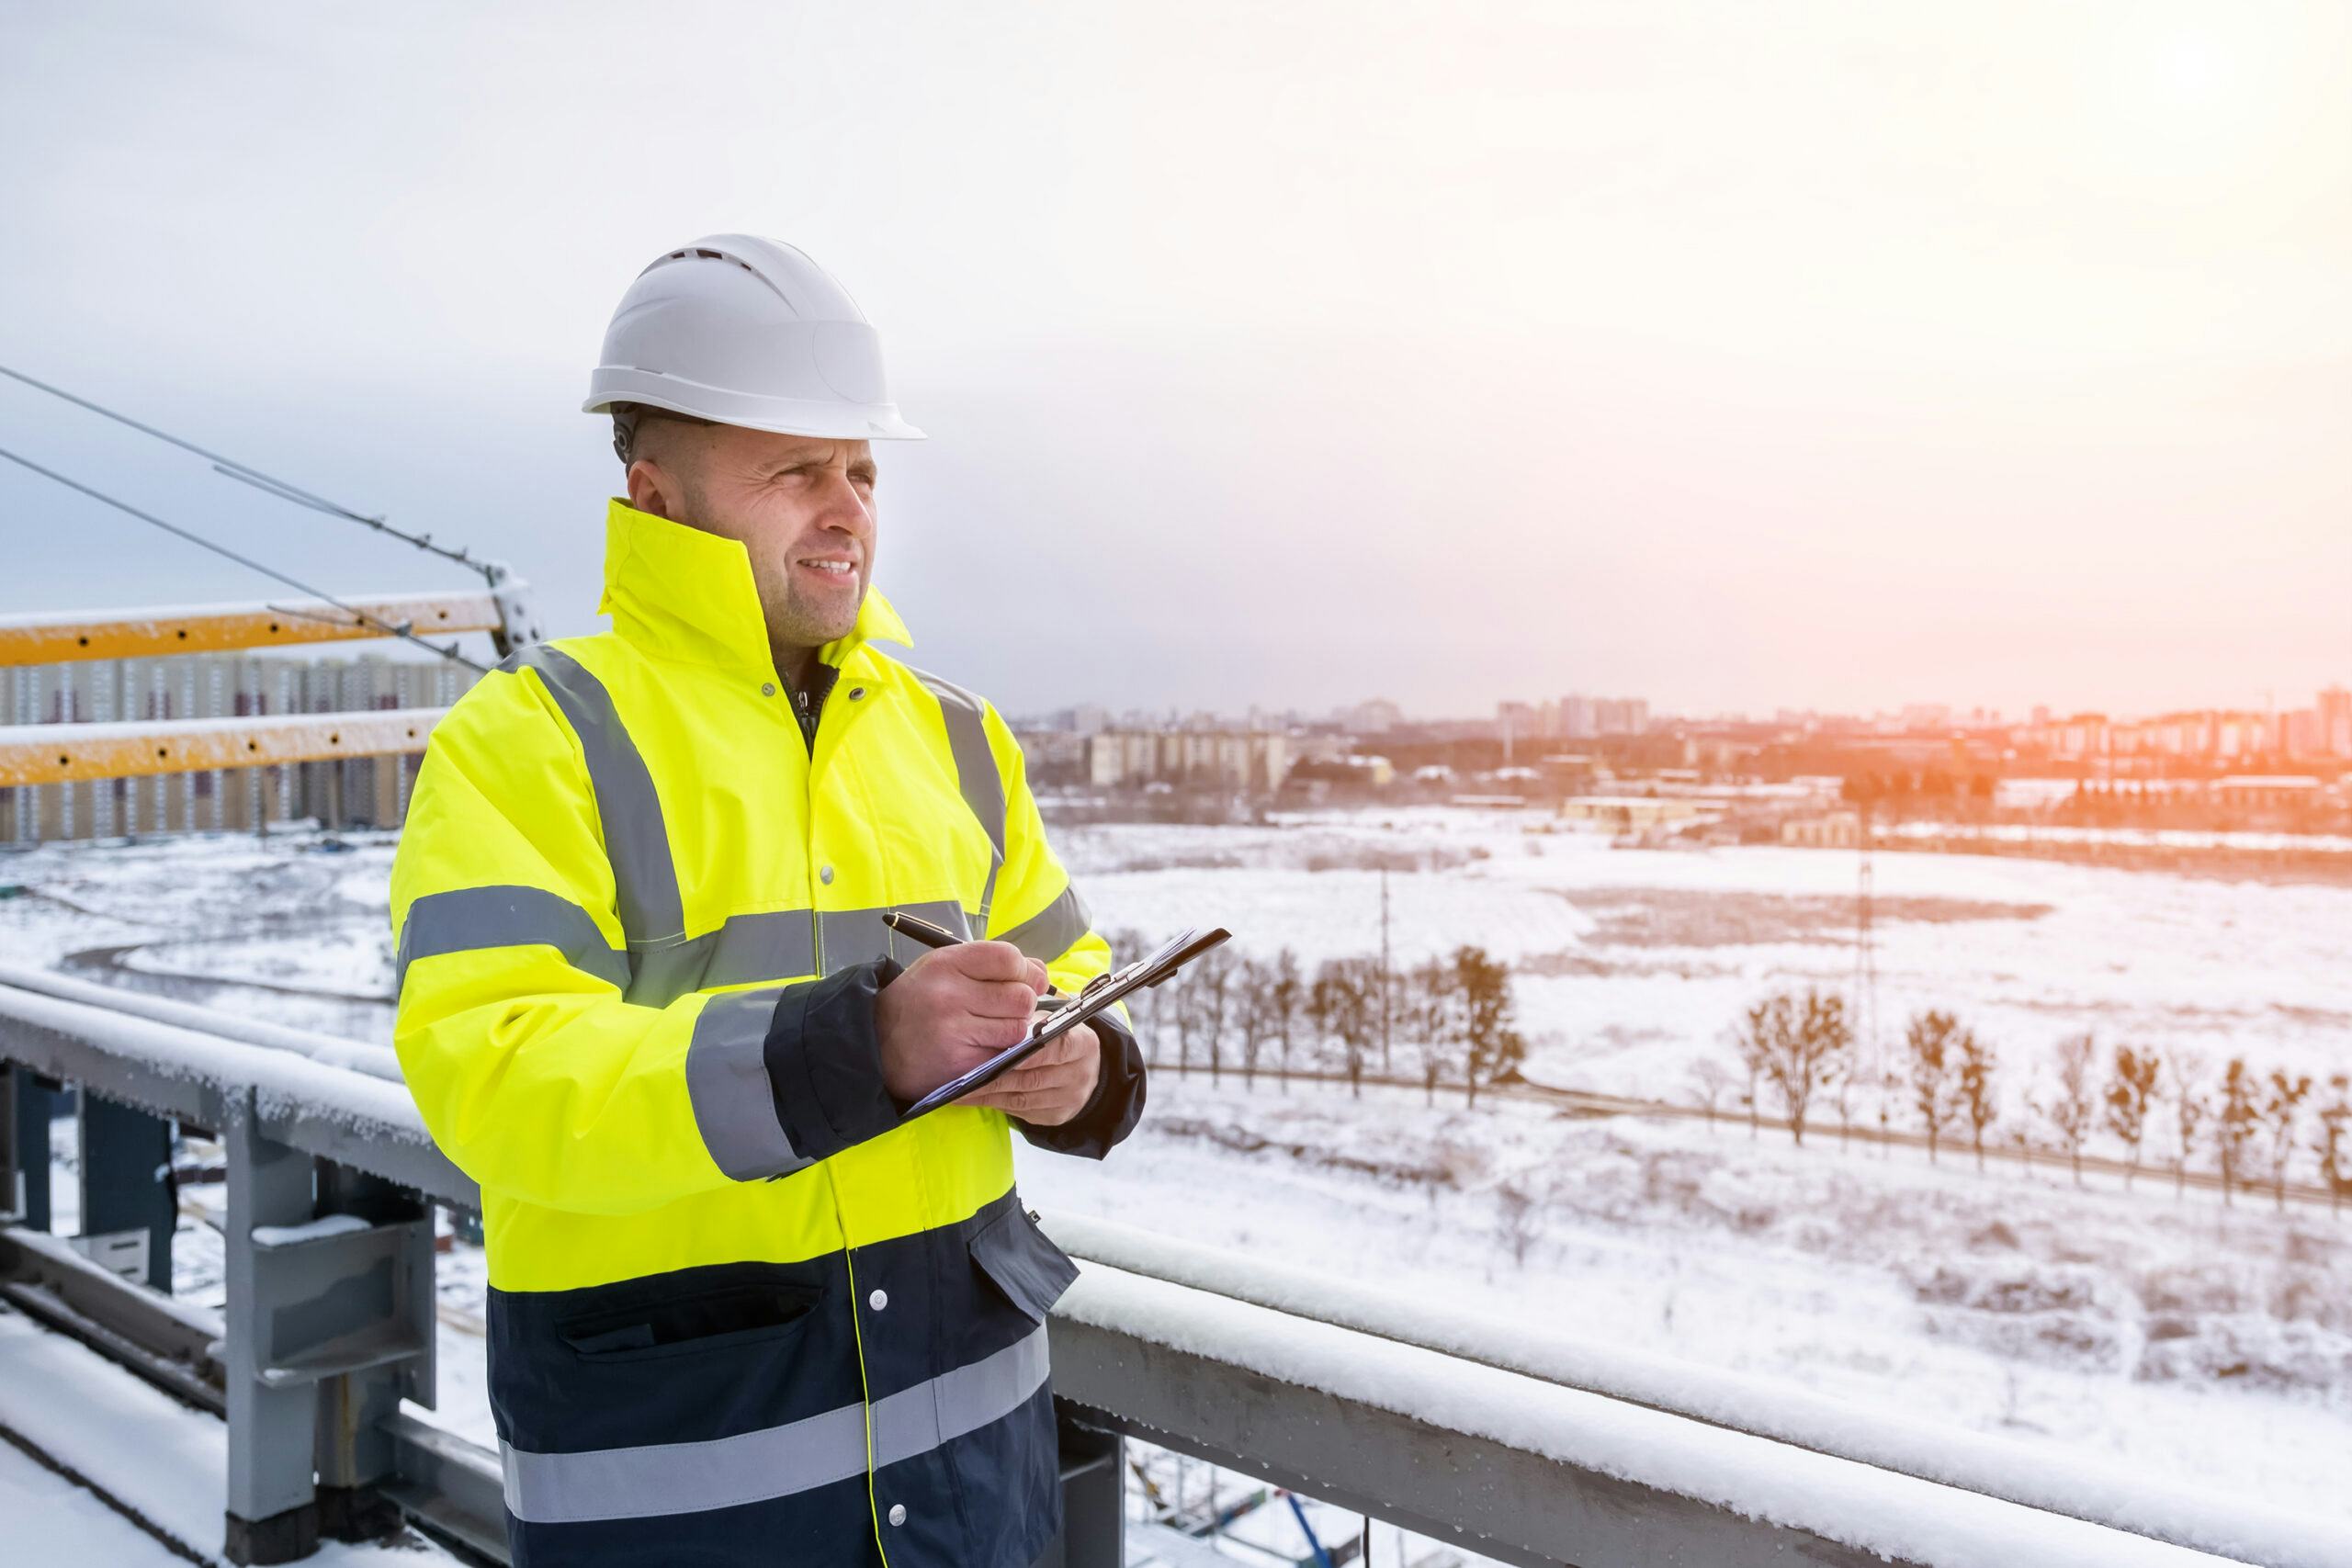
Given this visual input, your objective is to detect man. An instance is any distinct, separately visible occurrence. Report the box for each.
[390,233,1146,1568]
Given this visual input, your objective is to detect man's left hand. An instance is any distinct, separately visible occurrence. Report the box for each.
[956,1022,1100,1126]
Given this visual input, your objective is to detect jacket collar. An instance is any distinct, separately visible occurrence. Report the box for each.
[596,498,912,678]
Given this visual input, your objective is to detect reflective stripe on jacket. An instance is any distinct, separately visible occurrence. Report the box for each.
[390,498,1146,1567]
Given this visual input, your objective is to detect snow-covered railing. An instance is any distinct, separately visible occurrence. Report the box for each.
[0,976,2329,1568]
[0,963,402,1082]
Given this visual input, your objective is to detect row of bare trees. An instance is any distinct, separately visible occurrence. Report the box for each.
[1106,931,1526,1103]
[1694,988,2352,1213]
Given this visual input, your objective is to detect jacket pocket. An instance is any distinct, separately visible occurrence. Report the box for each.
[968,1202,1079,1324]
[558,1280,822,1362]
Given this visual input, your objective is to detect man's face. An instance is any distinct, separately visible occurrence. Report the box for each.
[628,421,878,652]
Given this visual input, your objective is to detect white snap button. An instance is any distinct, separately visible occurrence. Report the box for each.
[888,1503,907,1527]
[868,1288,888,1311]
[760,682,776,697]
[819,864,834,885]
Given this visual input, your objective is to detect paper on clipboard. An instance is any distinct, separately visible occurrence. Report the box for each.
[899,925,1230,1122]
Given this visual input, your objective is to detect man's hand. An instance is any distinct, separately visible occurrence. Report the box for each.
[873,942,1047,1102]
[957,1023,1102,1127]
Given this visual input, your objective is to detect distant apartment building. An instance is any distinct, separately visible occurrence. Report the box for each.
[1082,728,1291,794]
[1,652,474,845]
[2322,686,2352,757]
[2026,693,2352,765]
[1015,724,1292,795]
[1592,697,1650,736]
[1341,698,1402,736]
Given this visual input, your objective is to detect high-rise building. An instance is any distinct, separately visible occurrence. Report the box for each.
[2320,686,2352,757]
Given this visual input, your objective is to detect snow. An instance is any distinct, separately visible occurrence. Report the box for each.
[1060,1262,2259,1568]
[0,590,468,632]
[0,1303,461,1564]
[0,981,435,1158]
[1883,821,2352,856]
[7,814,2350,1558]
[0,960,402,1080]
[1018,1073,2352,1539]
[251,1213,373,1247]
[1057,808,2352,1123]
[0,1431,195,1566]
[1042,1209,2352,1567]
[0,706,445,748]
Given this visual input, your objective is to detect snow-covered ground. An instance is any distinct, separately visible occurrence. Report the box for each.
[1055,807,2352,1141]
[5,813,2349,1546]
[0,1301,462,1565]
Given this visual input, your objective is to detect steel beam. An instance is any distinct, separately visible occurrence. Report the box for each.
[0,707,447,787]
[0,592,504,665]
[1048,1314,1899,1568]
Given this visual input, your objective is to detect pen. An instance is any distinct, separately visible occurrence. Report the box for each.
[882,910,1069,1010]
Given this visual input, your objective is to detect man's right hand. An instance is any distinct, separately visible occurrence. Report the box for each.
[873,941,1049,1102]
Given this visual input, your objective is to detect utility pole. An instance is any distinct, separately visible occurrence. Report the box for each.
[1379,865,1392,1076]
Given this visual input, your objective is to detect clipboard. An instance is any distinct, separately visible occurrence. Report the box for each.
[899,926,1230,1122]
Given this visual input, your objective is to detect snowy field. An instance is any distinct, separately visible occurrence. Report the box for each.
[4,812,2349,1545]
[1055,807,2352,1137]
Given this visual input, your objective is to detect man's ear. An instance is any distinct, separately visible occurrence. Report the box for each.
[626,458,673,519]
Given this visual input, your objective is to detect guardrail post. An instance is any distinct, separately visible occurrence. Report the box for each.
[220,1099,438,1564]
[1039,1415,1125,1568]
[311,1162,431,1544]
[76,1093,175,1291]
[223,1097,325,1563]
[2,1064,58,1229]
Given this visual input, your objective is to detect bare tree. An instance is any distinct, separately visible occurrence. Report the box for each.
[2218,1056,2259,1209]
[1413,956,1456,1104]
[1163,959,1199,1077]
[1266,948,1301,1091]
[2104,1044,2161,1191]
[2037,1032,2097,1187]
[1957,1027,2000,1175]
[1496,1180,1540,1269]
[1738,989,1851,1147]
[1453,946,1522,1107]
[1905,1010,1964,1166]
[1194,944,1234,1085]
[2263,1067,2313,1213]
[1234,958,1268,1089]
[1730,1003,1772,1142]
[2313,1074,2351,1220]
[2167,1050,2209,1201]
[1306,963,1341,1083]
[1313,959,1378,1098]
[1689,1059,1733,1133]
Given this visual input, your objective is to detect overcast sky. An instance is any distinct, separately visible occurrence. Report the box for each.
[5,2,2348,720]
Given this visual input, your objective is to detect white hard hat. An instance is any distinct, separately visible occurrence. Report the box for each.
[584,234,924,442]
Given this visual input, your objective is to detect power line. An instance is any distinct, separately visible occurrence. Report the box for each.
[0,361,496,582]
[0,444,488,673]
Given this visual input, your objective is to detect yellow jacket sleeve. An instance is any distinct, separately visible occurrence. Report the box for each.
[975,699,1147,1158]
[390,665,900,1215]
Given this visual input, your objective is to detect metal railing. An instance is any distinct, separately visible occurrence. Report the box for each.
[1,975,2336,1568]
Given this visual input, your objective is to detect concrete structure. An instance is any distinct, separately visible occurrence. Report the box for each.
[1080,729,1291,795]
[1781,809,1863,849]
[1558,794,1703,830]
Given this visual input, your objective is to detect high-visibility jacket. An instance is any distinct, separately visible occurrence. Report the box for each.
[390,498,1145,1568]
